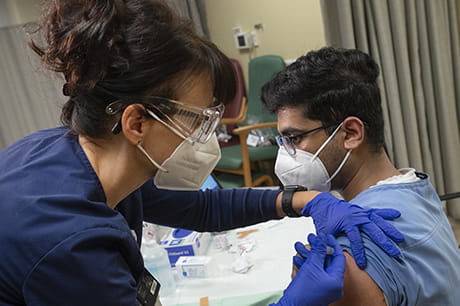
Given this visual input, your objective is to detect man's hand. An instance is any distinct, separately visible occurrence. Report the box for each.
[272,233,346,306]
[301,192,404,268]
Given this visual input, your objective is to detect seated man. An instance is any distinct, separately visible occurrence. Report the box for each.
[261,47,460,305]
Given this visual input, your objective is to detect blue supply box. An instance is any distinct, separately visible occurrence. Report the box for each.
[159,228,211,267]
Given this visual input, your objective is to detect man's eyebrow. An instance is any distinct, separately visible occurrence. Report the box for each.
[279,127,307,136]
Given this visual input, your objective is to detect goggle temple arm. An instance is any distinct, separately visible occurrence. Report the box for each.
[145,109,192,143]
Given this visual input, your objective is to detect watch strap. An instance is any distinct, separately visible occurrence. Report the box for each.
[281,186,304,217]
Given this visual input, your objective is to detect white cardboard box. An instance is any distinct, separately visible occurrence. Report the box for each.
[175,256,216,278]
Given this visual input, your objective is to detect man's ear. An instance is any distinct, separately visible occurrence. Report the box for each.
[120,105,150,145]
[342,116,365,150]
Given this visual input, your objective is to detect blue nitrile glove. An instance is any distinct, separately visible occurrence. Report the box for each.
[293,239,334,270]
[301,192,404,268]
[272,233,346,306]
[293,240,310,270]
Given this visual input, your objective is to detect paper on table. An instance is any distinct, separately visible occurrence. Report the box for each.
[160,217,315,306]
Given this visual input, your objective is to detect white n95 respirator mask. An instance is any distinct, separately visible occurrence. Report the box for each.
[274,123,351,192]
[137,134,221,190]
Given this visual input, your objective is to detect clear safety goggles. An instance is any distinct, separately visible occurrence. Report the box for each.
[106,96,225,144]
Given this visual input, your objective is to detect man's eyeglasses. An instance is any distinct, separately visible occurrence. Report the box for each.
[275,125,335,157]
[105,96,225,144]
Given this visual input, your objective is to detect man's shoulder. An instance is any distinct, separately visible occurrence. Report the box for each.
[351,175,444,242]
[351,174,436,208]
[338,173,460,305]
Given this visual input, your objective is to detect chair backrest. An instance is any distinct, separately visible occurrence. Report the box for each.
[247,55,286,124]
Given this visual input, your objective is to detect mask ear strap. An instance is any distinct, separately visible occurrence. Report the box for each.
[326,149,352,184]
[313,122,344,160]
[137,141,168,172]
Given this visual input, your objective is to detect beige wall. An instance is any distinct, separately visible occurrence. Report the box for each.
[5,0,326,83]
[5,0,42,25]
[204,0,325,84]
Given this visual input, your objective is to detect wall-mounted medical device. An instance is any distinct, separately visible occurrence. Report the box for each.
[233,26,258,50]
[235,32,252,49]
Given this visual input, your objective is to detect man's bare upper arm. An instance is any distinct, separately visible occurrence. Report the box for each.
[330,252,386,306]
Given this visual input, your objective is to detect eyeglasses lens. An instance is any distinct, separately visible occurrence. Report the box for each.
[276,136,296,156]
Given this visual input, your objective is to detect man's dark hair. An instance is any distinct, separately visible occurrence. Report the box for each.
[261,47,384,152]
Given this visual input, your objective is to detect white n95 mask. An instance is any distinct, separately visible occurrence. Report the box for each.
[138,134,221,190]
[274,123,351,192]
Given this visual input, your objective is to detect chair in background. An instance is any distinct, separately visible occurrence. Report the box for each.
[216,59,247,148]
[214,55,286,188]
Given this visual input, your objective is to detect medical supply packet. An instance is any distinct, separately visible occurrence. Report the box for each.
[159,229,211,267]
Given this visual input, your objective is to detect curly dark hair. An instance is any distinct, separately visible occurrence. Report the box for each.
[30,0,235,138]
[261,47,384,152]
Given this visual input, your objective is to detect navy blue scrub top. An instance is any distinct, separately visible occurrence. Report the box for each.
[0,127,280,305]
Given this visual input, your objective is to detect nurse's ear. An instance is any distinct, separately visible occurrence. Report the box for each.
[342,116,365,150]
[120,104,151,145]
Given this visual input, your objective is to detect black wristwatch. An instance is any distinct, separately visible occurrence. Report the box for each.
[281,185,308,217]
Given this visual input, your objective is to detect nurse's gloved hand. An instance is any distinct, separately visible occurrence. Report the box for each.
[272,233,345,306]
[301,192,404,268]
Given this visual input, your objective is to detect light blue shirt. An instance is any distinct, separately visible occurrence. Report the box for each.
[337,172,460,305]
